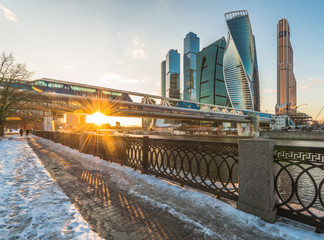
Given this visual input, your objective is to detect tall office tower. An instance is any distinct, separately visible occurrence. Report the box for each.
[161,60,166,97]
[224,10,258,111]
[196,37,229,106]
[276,18,297,114]
[253,35,260,111]
[183,32,200,101]
[166,49,180,99]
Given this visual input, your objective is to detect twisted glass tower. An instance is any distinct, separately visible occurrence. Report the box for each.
[223,10,257,110]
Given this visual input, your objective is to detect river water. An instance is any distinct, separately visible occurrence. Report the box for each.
[133,134,324,147]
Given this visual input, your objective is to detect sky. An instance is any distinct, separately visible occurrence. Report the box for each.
[1,0,324,121]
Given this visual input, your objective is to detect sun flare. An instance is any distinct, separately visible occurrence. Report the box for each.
[86,112,141,126]
[86,112,107,125]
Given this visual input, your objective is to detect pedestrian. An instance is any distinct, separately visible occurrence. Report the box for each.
[26,129,30,136]
[19,128,24,136]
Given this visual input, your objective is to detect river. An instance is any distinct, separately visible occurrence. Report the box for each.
[128,134,324,147]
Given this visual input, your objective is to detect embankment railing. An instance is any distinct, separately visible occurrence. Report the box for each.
[32,131,324,231]
[33,130,239,201]
[274,145,324,231]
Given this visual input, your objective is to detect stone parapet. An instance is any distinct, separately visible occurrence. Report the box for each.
[238,139,277,223]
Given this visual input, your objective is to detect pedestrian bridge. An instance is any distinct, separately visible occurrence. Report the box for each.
[16,78,274,125]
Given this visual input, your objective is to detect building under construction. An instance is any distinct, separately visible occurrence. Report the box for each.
[288,111,312,126]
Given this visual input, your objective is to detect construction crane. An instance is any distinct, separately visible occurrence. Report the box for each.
[315,106,324,121]
[292,103,308,109]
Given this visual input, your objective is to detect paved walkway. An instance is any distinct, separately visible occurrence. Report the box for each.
[26,136,203,240]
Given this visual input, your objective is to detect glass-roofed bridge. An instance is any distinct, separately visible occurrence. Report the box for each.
[4,78,274,129]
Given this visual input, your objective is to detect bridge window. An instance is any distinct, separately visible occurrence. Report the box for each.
[34,81,47,87]
[102,90,122,96]
[71,86,96,93]
[102,90,112,95]
[48,83,63,88]
[84,87,96,92]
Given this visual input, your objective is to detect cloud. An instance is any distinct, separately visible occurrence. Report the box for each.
[100,72,142,85]
[149,91,160,96]
[299,78,324,90]
[132,49,146,59]
[127,36,147,59]
[261,88,276,93]
[62,64,78,70]
[0,4,17,22]
[120,78,140,84]
[133,36,145,47]
[101,72,121,81]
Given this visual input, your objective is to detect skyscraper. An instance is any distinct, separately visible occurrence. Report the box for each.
[183,32,199,101]
[166,49,180,99]
[196,37,229,106]
[252,35,260,111]
[223,10,258,111]
[276,18,297,114]
[161,60,166,97]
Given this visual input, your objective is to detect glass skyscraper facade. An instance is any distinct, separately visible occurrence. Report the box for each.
[196,37,229,106]
[166,49,180,99]
[223,10,258,111]
[161,60,166,97]
[276,18,296,114]
[252,35,260,111]
[183,32,199,101]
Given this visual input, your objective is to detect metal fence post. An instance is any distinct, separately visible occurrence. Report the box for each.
[238,139,277,223]
[141,136,149,174]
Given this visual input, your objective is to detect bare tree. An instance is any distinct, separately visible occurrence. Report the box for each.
[0,52,34,136]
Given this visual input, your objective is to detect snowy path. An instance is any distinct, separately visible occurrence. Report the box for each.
[0,137,101,239]
[26,135,323,240]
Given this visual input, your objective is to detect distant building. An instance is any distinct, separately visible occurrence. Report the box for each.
[166,49,180,99]
[196,37,229,106]
[183,32,199,101]
[271,114,292,130]
[276,18,297,114]
[224,10,258,111]
[161,60,166,97]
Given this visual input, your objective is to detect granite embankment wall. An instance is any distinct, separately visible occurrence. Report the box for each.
[260,131,324,141]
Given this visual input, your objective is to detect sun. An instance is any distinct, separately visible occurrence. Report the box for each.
[86,112,107,125]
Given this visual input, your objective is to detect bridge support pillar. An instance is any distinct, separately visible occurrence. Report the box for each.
[43,111,55,132]
[237,123,252,136]
[238,139,277,223]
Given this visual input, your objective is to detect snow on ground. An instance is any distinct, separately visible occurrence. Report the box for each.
[32,135,323,240]
[0,137,102,240]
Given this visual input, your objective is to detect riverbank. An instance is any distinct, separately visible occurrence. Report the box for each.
[260,131,324,141]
